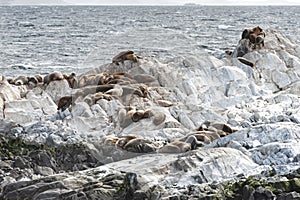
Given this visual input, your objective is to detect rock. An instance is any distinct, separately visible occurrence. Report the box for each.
[34,166,54,176]
[106,147,261,186]
[0,97,4,119]
[71,102,93,118]
[45,79,71,103]
[0,167,137,200]
[157,99,174,107]
[26,91,57,115]
[0,81,20,102]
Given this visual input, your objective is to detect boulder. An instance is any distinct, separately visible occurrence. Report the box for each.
[0,81,20,102]
[45,79,71,103]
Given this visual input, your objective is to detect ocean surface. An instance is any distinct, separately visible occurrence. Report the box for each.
[0,5,299,76]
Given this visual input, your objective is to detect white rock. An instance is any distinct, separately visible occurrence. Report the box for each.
[45,79,71,103]
[0,97,4,119]
[106,147,262,186]
[71,102,93,118]
[0,81,20,101]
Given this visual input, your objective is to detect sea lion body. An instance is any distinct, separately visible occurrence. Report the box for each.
[158,141,191,153]
[241,26,265,50]
[63,72,78,89]
[44,72,64,85]
[57,95,74,111]
[112,50,138,65]
[115,135,140,149]
[13,75,28,85]
[123,138,156,153]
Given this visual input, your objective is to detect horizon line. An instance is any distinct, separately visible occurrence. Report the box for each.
[2,3,300,6]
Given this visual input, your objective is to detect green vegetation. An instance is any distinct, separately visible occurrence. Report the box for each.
[0,134,50,157]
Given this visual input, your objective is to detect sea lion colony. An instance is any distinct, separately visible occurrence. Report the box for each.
[5,47,239,153]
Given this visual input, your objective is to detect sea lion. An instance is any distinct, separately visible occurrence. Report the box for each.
[99,72,112,85]
[152,112,166,125]
[103,135,119,146]
[115,135,140,149]
[112,50,138,65]
[131,110,145,122]
[57,95,74,111]
[158,141,191,153]
[123,138,156,153]
[241,26,265,49]
[195,131,220,142]
[200,121,236,134]
[63,72,78,89]
[225,50,233,56]
[119,107,137,128]
[35,74,43,83]
[143,109,155,118]
[57,85,114,111]
[84,92,112,106]
[241,28,254,40]
[14,75,28,85]
[27,76,40,88]
[6,77,14,84]
[254,32,266,49]
[43,72,64,85]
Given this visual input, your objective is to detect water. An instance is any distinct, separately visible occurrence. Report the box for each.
[0,5,299,76]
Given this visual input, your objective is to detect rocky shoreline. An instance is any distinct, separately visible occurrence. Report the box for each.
[1,29,300,199]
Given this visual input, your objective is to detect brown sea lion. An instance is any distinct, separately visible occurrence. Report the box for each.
[43,72,64,85]
[112,50,138,65]
[57,84,115,110]
[254,32,266,49]
[123,138,156,153]
[27,76,39,88]
[63,72,78,89]
[103,135,119,146]
[143,109,155,118]
[35,74,43,83]
[78,74,100,88]
[131,110,145,122]
[241,28,254,40]
[158,141,191,153]
[152,112,166,125]
[6,77,14,84]
[14,75,28,85]
[241,26,265,49]
[115,135,140,149]
[84,92,112,106]
[225,50,233,56]
[57,95,74,111]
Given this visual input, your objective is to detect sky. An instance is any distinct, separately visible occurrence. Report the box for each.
[3,0,300,5]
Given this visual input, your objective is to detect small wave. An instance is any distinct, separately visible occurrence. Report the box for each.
[18,22,35,27]
[218,25,234,30]
[9,64,35,70]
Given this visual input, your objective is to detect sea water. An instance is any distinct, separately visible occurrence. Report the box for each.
[0,5,299,76]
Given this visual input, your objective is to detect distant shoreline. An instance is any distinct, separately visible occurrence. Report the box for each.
[0,4,299,6]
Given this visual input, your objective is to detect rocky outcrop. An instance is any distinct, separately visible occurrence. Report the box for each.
[1,29,300,198]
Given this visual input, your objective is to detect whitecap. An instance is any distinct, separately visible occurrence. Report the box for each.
[218,25,233,30]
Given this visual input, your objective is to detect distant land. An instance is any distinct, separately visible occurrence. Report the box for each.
[0,0,68,5]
